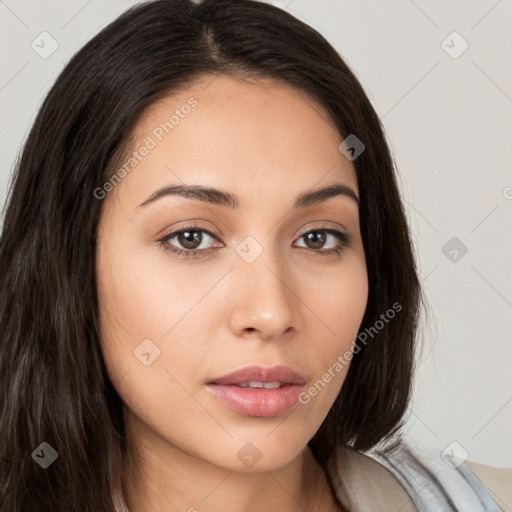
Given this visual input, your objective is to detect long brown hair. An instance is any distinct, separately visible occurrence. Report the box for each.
[0,0,425,510]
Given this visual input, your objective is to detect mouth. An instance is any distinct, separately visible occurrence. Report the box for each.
[235,381,286,389]
[206,365,307,417]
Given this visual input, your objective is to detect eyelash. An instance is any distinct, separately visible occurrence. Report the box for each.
[157,224,351,260]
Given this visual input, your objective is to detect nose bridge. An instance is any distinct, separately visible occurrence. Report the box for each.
[230,233,295,337]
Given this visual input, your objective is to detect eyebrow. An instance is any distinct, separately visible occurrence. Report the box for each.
[136,182,359,211]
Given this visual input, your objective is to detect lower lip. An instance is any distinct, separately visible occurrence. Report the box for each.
[206,383,305,417]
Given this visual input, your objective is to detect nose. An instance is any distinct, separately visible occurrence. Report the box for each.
[228,239,297,340]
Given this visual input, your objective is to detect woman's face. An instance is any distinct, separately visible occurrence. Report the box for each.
[96,75,368,473]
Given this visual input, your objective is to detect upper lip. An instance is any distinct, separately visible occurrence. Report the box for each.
[208,365,307,386]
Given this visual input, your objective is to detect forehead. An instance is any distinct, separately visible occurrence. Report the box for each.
[111,74,358,209]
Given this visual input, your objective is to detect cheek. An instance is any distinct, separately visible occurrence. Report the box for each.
[95,236,222,436]
[294,254,368,412]
[98,228,231,341]
[304,251,368,348]
[96,254,210,397]
[97,269,216,454]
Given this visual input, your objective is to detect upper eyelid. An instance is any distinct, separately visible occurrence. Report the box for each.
[296,222,347,237]
[161,225,217,241]
[162,222,347,237]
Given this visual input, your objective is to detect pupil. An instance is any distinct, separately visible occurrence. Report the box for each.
[307,231,325,249]
[179,230,201,249]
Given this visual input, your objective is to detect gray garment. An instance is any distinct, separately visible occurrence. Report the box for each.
[367,439,502,511]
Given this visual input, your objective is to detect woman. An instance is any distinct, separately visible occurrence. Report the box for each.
[0,0,509,510]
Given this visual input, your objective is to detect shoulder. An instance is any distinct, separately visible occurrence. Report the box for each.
[325,439,507,512]
[325,443,417,511]
[366,439,506,511]
[465,459,512,511]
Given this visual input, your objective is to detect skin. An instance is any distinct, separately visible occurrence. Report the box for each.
[96,74,368,512]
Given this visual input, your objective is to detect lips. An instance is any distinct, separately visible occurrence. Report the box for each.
[206,365,307,417]
[208,365,307,386]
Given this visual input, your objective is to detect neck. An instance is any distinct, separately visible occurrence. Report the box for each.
[121,411,338,512]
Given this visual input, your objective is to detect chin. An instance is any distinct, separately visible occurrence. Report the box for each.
[199,434,309,473]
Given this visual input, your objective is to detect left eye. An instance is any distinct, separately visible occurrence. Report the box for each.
[295,230,346,251]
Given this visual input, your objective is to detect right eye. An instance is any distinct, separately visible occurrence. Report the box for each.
[158,225,222,259]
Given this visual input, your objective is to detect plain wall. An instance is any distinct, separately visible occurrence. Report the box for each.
[0,0,511,468]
